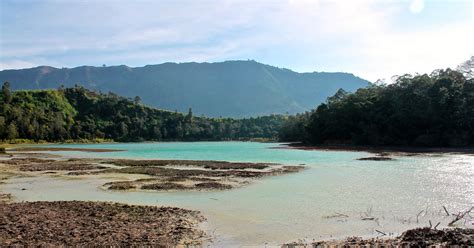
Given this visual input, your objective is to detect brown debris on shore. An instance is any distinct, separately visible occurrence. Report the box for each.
[103,181,136,190]
[2,158,106,171]
[0,201,206,246]
[141,182,190,190]
[283,227,474,248]
[100,163,303,191]
[107,159,273,170]
[357,156,394,161]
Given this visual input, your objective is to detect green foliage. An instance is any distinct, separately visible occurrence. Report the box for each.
[2,81,12,104]
[279,69,474,147]
[0,84,285,142]
[278,113,311,142]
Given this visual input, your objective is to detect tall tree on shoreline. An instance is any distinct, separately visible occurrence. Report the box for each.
[2,82,12,104]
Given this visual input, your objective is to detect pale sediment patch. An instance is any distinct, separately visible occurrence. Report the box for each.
[0,151,305,193]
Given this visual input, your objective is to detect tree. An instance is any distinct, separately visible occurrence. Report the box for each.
[134,96,141,104]
[185,107,193,123]
[2,81,12,104]
[0,116,5,138]
[151,125,162,140]
[119,122,129,138]
[457,56,474,79]
[6,123,18,140]
[327,88,348,104]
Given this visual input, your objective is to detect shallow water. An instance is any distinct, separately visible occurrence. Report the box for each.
[3,142,474,246]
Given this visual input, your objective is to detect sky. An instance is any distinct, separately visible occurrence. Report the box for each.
[0,0,473,82]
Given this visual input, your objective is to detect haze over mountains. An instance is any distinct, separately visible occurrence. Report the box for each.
[0,60,369,117]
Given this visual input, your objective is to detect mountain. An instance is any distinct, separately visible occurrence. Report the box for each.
[0,60,370,117]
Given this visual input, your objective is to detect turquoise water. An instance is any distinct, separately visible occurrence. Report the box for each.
[39,141,366,164]
[4,142,474,246]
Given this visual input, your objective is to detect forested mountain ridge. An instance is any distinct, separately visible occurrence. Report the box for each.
[279,69,474,147]
[0,84,286,142]
[0,60,369,117]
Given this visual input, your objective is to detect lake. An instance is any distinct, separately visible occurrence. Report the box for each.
[3,142,473,246]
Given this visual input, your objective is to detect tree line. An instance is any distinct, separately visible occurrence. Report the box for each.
[278,69,474,147]
[3,67,472,147]
[0,83,286,142]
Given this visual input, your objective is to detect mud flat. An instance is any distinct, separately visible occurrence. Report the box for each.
[0,152,304,192]
[0,201,206,246]
[283,227,474,247]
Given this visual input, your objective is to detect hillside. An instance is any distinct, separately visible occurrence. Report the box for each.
[279,69,474,147]
[0,84,286,142]
[0,60,369,117]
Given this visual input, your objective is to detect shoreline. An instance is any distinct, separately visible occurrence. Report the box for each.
[280,143,474,154]
[8,147,126,153]
[0,139,279,148]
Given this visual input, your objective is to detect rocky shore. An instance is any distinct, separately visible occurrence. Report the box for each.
[0,201,206,246]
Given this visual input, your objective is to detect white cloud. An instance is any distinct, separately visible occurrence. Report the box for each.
[410,0,425,14]
[1,0,472,81]
[348,23,474,81]
[0,60,37,70]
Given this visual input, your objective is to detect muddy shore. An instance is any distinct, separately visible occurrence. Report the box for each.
[9,147,126,153]
[283,227,474,247]
[0,201,206,246]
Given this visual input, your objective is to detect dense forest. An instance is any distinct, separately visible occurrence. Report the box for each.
[279,69,474,147]
[0,83,286,142]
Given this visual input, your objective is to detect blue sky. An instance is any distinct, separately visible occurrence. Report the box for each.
[0,0,473,81]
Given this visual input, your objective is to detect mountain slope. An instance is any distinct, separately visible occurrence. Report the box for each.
[0,60,370,117]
